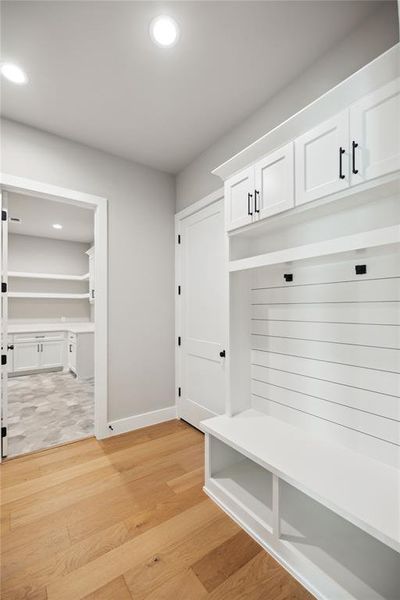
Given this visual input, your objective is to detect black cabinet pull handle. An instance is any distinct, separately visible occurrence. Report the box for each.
[69,344,72,353]
[7,345,14,350]
[254,190,260,213]
[219,350,226,358]
[247,192,253,216]
[339,147,345,180]
[352,141,359,174]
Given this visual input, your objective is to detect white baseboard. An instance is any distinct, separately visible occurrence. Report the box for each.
[107,405,177,436]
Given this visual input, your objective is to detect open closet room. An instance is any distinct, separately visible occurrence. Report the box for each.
[5,194,95,456]
[0,2,399,600]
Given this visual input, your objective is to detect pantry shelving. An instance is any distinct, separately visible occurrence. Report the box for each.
[8,271,89,280]
[9,292,90,299]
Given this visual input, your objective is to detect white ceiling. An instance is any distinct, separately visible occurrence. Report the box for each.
[8,193,94,243]
[0,1,392,173]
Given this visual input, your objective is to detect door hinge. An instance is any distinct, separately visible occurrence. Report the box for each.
[1,282,7,293]
[178,336,181,346]
[177,234,181,245]
[1,210,7,221]
[178,387,181,397]
[1,355,7,366]
[178,285,181,295]
[1,426,7,438]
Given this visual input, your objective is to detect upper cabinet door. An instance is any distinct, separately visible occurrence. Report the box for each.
[295,111,349,206]
[254,142,294,221]
[225,167,254,232]
[350,78,400,186]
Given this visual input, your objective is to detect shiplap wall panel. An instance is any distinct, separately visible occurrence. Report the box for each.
[249,251,400,467]
[252,303,400,325]
[252,278,400,304]
[252,350,399,396]
[251,320,399,349]
[251,335,400,372]
[251,380,399,444]
[251,364,399,420]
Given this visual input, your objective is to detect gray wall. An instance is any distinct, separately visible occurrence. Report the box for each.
[176,2,399,211]
[1,119,176,422]
[8,233,91,321]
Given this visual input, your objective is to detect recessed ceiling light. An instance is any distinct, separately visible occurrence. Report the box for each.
[0,63,28,85]
[52,223,63,230]
[150,16,179,48]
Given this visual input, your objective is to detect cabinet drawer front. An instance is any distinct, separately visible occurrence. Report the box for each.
[14,331,64,343]
[295,110,349,206]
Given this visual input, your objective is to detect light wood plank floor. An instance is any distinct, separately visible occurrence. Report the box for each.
[1,419,314,600]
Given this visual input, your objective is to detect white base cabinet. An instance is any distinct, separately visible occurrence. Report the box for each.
[67,331,94,379]
[11,332,65,375]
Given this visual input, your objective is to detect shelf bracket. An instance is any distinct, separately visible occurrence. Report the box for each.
[272,474,281,539]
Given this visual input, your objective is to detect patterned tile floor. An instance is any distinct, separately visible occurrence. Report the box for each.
[7,371,94,457]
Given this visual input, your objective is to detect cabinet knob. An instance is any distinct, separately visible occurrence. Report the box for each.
[7,345,14,350]
[219,350,226,358]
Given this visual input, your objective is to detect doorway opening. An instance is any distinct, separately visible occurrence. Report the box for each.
[1,174,108,460]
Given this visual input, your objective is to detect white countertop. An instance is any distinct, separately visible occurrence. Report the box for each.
[8,322,95,334]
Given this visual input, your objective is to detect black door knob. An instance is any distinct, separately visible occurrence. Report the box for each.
[219,350,226,358]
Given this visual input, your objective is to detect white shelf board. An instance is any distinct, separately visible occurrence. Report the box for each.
[202,409,400,553]
[213,461,273,530]
[9,292,90,299]
[8,271,89,281]
[229,225,400,272]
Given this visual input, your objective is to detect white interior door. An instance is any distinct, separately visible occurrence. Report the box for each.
[177,198,227,430]
[0,191,8,459]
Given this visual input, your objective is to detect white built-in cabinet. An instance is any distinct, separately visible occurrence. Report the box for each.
[225,167,254,231]
[225,145,294,232]
[11,332,64,374]
[203,47,400,600]
[225,76,400,230]
[67,331,94,379]
[295,110,349,205]
[296,77,400,205]
[254,142,294,220]
[350,78,400,185]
